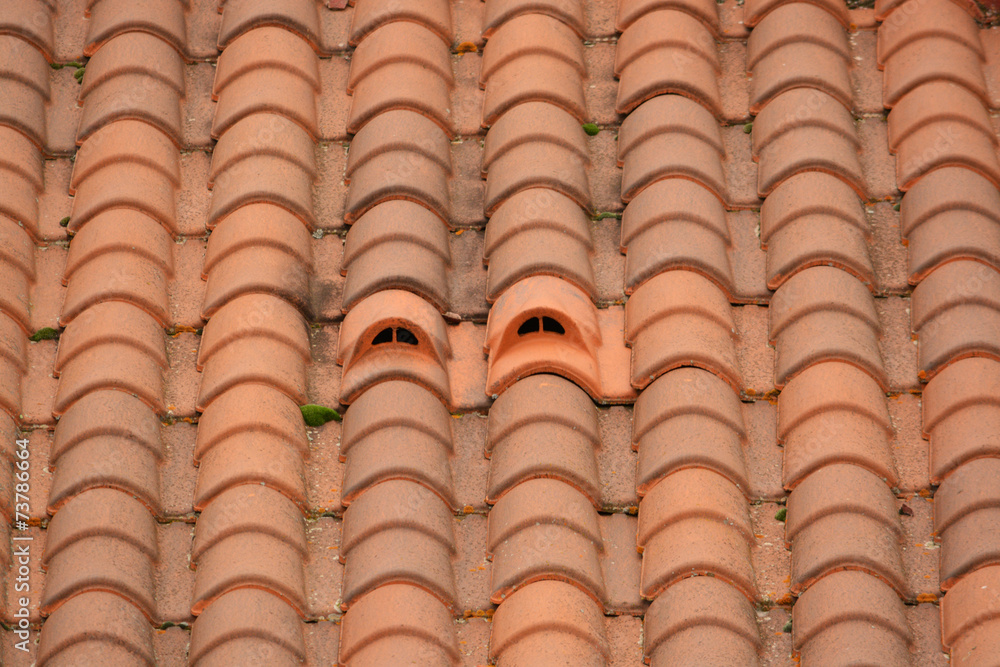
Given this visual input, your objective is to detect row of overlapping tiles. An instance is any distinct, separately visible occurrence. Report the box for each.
[877,0,1000,661]
[477,1,621,663]
[615,0,761,661]
[0,0,997,664]
[26,0,191,663]
[0,0,52,641]
[337,1,466,664]
[748,0,910,663]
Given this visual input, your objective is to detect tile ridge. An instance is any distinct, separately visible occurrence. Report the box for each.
[38,2,187,662]
[189,9,318,664]
[746,5,912,664]
[879,3,1000,661]
[612,1,762,660]
[335,1,463,662]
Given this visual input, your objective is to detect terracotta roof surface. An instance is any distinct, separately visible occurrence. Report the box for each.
[2,0,1000,664]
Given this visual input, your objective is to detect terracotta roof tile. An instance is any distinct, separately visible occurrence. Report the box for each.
[481,14,584,86]
[778,363,897,490]
[78,73,184,146]
[191,532,307,615]
[625,270,740,391]
[0,33,50,100]
[52,341,166,416]
[188,588,307,665]
[194,383,308,461]
[787,464,907,595]
[337,289,452,404]
[50,387,160,463]
[922,357,1000,483]
[935,458,1000,589]
[347,109,451,178]
[342,480,455,556]
[488,580,609,663]
[753,99,864,198]
[347,61,454,137]
[43,489,157,566]
[483,57,586,129]
[54,302,166,376]
[743,0,849,27]
[208,152,317,229]
[338,584,459,664]
[217,0,323,52]
[336,372,460,655]
[940,565,1000,659]
[487,477,600,552]
[893,122,1000,192]
[486,371,598,444]
[482,0,585,38]
[639,467,753,545]
[342,202,452,313]
[348,0,453,46]
[41,532,158,619]
[0,69,47,151]
[345,145,451,223]
[615,0,720,31]
[911,260,1000,379]
[484,187,595,302]
[632,368,749,494]
[340,423,456,507]
[201,208,311,313]
[341,527,458,609]
[618,97,727,202]
[640,513,756,600]
[484,140,590,215]
[0,0,54,61]
[69,169,177,245]
[769,266,886,389]
[748,45,852,117]
[37,592,155,666]
[887,81,993,153]
[0,124,44,192]
[487,482,605,603]
[197,293,309,366]
[615,11,721,117]
[84,0,187,58]
[484,101,588,173]
[485,375,601,504]
[213,28,319,100]
[71,120,180,195]
[194,429,307,504]
[876,0,982,67]
[485,276,633,401]
[81,32,185,106]
[46,437,159,519]
[643,576,759,664]
[751,4,850,70]
[189,15,320,656]
[792,571,912,664]
[620,179,734,296]
[211,67,318,141]
[0,314,28,373]
[340,379,452,454]
[0,255,32,333]
[192,485,306,562]
[618,95,722,162]
[882,38,987,108]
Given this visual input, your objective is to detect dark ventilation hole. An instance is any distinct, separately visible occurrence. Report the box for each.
[395,328,418,345]
[542,317,565,334]
[372,327,394,345]
[517,317,541,335]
